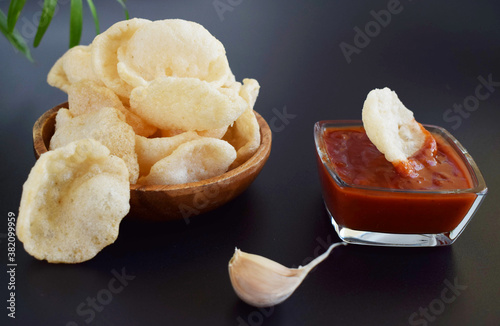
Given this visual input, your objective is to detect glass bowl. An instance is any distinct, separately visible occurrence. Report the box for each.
[314,120,487,247]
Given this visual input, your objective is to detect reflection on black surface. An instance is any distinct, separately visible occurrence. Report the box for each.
[309,240,456,325]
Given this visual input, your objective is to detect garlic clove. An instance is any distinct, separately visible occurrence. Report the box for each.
[228,242,346,307]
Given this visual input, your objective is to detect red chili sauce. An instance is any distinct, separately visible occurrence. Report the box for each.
[317,127,477,234]
[325,127,471,190]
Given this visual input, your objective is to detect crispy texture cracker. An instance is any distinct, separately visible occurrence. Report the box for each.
[68,80,126,116]
[138,138,236,185]
[68,80,157,137]
[91,18,151,98]
[161,126,228,139]
[17,139,130,264]
[47,45,103,93]
[223,78,261,168]
[223,109,260,169]
[63,45,103,85]
[135,131,200,176]
[47,56,71,92]
[122,105,158,137]
[160,128,185,137]
[197,126,229,139]
[116,19,231,88]
[362,87,436,177]
[239,78,260,109]
[50,107,140,183]
[130,77,247,131]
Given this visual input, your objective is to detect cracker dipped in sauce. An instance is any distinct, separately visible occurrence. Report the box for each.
[362,87,438,179]
[324,127,471,190]
[316,88,480,235]
[329,87,471,190]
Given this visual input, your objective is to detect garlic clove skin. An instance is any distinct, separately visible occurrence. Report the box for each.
[228,242,346,307]
[228,249,306,308]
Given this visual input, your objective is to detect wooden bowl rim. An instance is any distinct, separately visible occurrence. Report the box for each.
[33,102,273,192]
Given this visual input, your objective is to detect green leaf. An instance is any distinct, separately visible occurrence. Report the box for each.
[7,0,27,33]
[33,0,58,48]
[86,0,99,35]
[116,0,129,20]
[0,9,33,62]
[69,0,83,48]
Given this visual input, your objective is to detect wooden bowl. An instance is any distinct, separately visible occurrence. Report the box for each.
[33,103,272,221]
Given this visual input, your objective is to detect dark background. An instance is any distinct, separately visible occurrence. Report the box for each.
[1,0,499,325]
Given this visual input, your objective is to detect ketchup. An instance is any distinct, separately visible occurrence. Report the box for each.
[316,127,477,234]
[324,127,471,190]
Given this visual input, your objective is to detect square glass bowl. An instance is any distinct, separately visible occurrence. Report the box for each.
[314,120,487,247]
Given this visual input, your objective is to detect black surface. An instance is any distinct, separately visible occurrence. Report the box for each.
[1,1,499,325]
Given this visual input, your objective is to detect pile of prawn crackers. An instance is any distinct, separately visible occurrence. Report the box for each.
[17,19,261,264]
